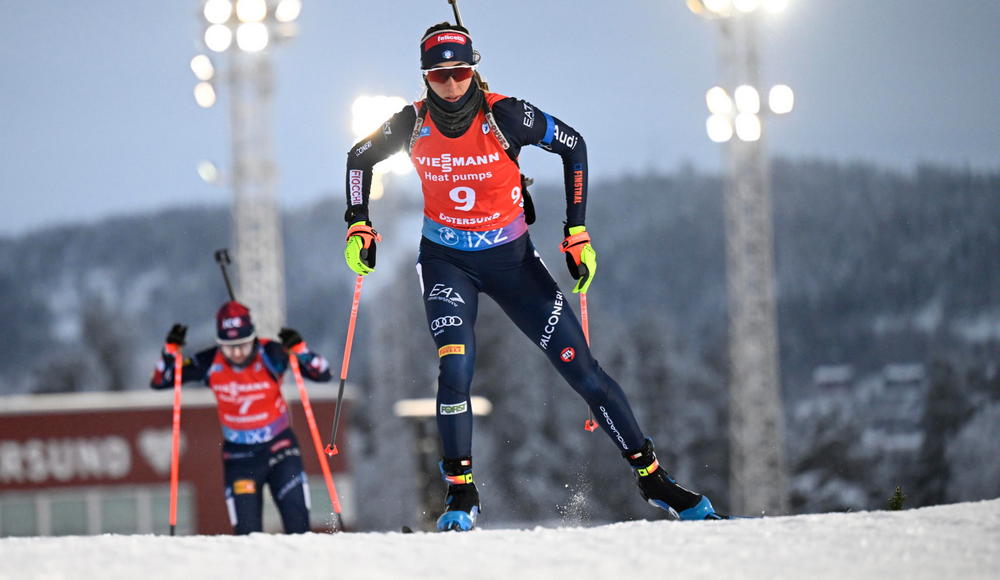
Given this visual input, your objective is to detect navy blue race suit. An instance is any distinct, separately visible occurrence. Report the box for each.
[346,96,646,459]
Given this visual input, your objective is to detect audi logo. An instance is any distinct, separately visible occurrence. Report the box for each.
[430,316,463,331]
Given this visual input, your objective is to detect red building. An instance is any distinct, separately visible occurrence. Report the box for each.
[0,387,353,536]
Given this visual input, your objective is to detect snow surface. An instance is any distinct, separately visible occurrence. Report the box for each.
[2,499,998,580]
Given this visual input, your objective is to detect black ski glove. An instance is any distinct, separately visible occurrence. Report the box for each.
[165,323,187,347]
[279,327,304,350]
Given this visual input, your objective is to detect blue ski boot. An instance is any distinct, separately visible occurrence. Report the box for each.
[436,457,481,532]
[624,439,725,520]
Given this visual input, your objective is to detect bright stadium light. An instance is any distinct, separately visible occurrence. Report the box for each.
[762,0,789,13]
[734,112,762,142]
[192,0,302,340]
[352,95,413,198]
[205,24,233,52]
[733,0,761,12]
[351,95,409,137]
[703,0,731,13]
[768,84,794,114]
[197,160,221,184]
[235,0,267,23]
[236,22,269,52]
[275,0,302,22]
[706,114,734,143]
[194,82,217,108]
[734,85,761,114]
[203,0,233,25]
[190,54,215,81]
[706,86,734,115]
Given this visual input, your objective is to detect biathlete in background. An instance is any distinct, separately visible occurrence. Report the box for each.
[150,301,332,534]
[341,22,729,531]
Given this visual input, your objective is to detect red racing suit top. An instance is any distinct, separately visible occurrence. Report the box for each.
[410,92,526,233]
[205,344,290,442]
[151,338,332,444]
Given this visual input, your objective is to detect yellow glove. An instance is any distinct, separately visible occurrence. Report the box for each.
[559,225,597,294]
[344,221,381,276]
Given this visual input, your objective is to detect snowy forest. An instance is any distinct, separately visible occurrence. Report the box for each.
[1,158,998,530]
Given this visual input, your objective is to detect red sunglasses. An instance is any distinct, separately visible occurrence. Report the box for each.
[423,65,476,84]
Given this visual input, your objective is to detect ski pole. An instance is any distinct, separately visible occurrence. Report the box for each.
[447,0,464,26]
[581,293,599,432]
[287,353,344,530]
[325,274,365,456]
[214,249,236,301]
[166,343,184,535]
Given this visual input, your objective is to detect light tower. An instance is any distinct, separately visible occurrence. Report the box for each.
[190,0,303,336]
[687,0,792,516]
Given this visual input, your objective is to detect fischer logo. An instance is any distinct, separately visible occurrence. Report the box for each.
[415,152,501,173]
[538,291,565,350]
[349,169,363,205]
[553,125,578,149]
[599,405,628,450]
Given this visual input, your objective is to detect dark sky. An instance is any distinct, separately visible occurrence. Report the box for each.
[1,0,998,235]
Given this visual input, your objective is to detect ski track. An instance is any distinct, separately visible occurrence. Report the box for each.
[1,499,997,580]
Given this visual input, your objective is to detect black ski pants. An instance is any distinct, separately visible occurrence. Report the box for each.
[416,233,645,459]
[222,428,310,534]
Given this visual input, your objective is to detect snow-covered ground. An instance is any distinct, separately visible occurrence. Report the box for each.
[2,499,997,580]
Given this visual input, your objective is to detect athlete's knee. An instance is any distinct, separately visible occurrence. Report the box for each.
[438,349,474,397]
[570,372,606,405]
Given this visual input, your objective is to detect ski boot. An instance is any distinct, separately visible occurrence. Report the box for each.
[436,457,481,531]
[624,439,725,520]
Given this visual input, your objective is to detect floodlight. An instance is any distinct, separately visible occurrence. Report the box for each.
[703,0,732,14]
[734,85,760,114]
[190,55,215,81]
[203,0,233,25]
[733,0,761,13]
[706,86,733,115]
[194,82,217,108]
[236,22,269,52]
[768,84,794,114]
[351,95,409,137]
[762,0,789,13]
[197,161,221,184]
[275,0,303,23]
[734,113,762,141]
[235,0,267,23]
[205,24,233,52]
[706,114,734,143]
